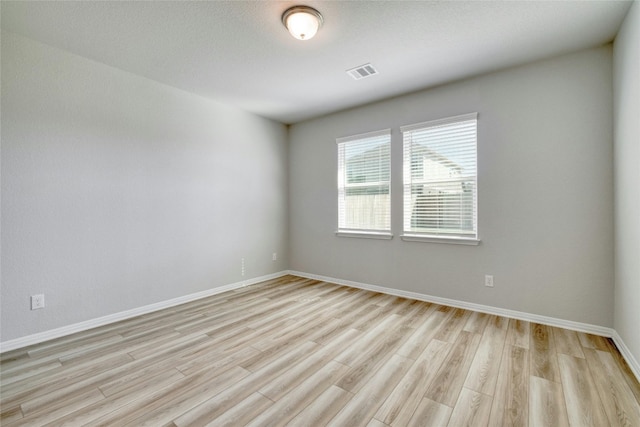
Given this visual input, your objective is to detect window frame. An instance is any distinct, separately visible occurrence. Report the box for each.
[336,129,393,239]
[400,113,480,245]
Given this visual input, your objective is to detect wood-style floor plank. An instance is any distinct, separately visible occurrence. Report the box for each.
[246,360,349,426]
[488,344,529,426]
[584,348,640,426]
[433,307,470,343]
[507,318,530,349]
[463,310,490,335]
[328,354,412,427]
[395,309,450,359]
[93,366,250,426]
[334,324,413,394]
[553,326,586,359]
[424,330,482,407]
[48,369,186,426]
[606,339,640,405]
[172,341,320,426]
[1,275,638,427]
[7,388,104,426]
[257,329,359,401]
[374,339,451,426]
[578,332,612,351]
[199,392,274,427]
[463,315,508,396]
[287,385,353,426]
[447,387,493,426]
[0,405,23,424]
[558,353,609,426]
[530,323,561,383]
[407,397,452,427]
[529,376,570,427]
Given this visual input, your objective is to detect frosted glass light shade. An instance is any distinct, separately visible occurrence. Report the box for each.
[282,6,323,41]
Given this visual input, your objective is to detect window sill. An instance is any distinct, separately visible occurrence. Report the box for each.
[400,234,481,246]
[335,231,394,240]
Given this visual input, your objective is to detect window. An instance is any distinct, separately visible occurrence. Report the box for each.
[337,129,391,238]
[401,113,478,244]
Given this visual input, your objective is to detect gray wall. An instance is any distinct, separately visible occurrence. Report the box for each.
[1,28,626,346]
[1,32,288,342]
[289,47,614,327]
[614,1,640,368]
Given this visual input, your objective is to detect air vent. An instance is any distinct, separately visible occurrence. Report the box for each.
[346,63,378,80]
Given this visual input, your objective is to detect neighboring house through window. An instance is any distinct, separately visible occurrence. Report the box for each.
[401,113,479,244]
[337,129,391,238]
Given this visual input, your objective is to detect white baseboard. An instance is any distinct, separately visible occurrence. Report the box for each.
[0,271,288,353]
[3,269,638,384]
[287,270,614,336]
[612,331,640,382]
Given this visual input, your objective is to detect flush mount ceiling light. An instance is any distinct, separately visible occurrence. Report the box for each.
[282,5,323,41]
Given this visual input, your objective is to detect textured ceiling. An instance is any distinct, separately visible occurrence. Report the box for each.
[1,1,632,124]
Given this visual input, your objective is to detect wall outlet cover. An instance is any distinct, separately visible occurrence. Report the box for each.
[31,294,45,310]
[485,275,494,287]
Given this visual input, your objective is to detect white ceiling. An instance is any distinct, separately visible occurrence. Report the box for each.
[1,1,632,124]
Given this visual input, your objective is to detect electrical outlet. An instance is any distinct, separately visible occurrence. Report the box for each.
[241,258,245,276]
[485,275,494,287]
[31,294,45,310]
[272,252,277,261]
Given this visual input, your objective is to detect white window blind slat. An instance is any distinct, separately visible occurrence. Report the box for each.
[402,114,478,239]
[337,130,391,233]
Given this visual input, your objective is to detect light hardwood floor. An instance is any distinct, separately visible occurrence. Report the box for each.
[1,275,639,426]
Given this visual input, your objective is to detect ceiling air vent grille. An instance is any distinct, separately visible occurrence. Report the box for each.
[346,63,378,80]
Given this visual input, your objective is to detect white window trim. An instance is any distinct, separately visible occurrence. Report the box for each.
[400,234,480,245]
[336,230,394,240]
[399,112,478,133]
[336,128,391,144]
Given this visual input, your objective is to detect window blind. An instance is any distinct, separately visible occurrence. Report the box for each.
[402,113,478,239]
[337,129,391,233]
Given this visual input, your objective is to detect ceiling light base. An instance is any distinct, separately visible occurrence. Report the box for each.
[282,5,323,41]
